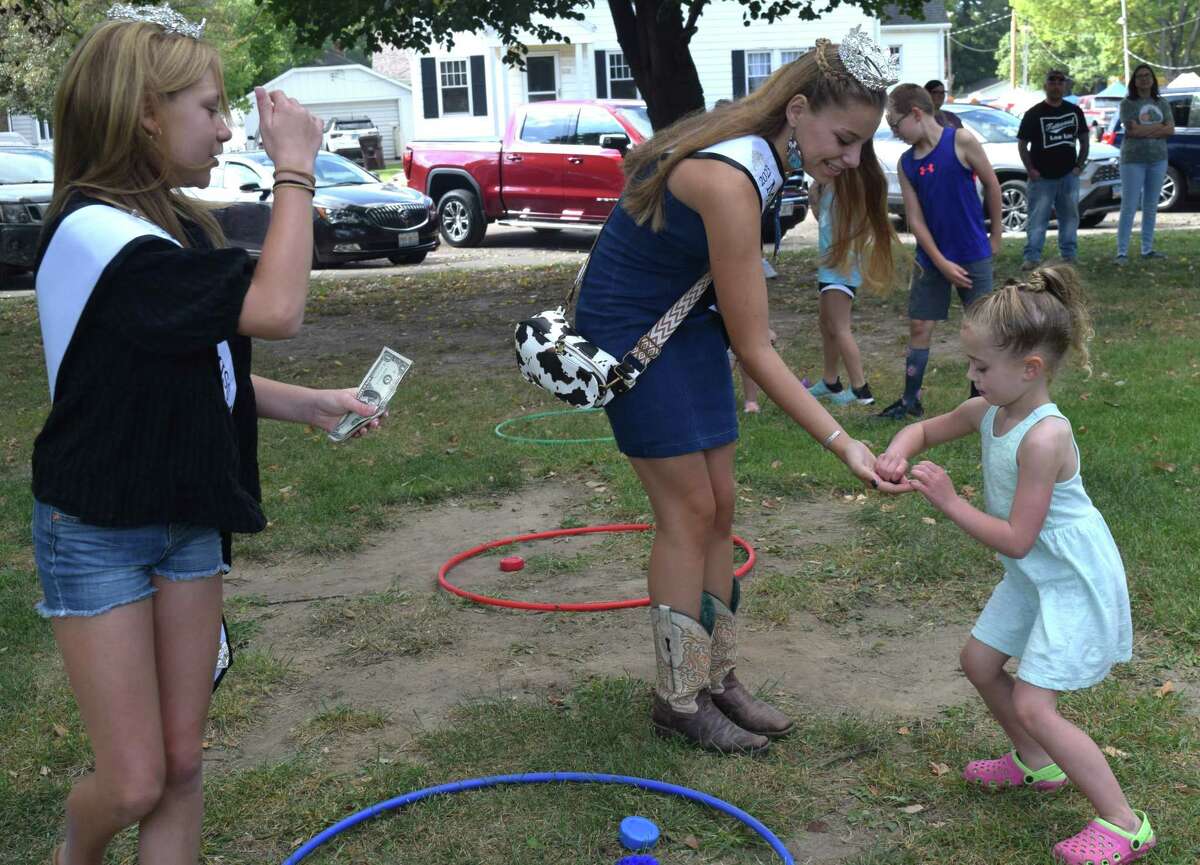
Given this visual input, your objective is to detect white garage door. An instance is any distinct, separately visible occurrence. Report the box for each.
[304,99,402,161]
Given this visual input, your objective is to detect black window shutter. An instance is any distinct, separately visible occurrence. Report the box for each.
[421,57,439,119]
[731,51,745,98]
[595,50,608,98]
[470,55,487,116]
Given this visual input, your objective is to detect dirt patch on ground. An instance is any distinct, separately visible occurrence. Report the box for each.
[211,480,975,775]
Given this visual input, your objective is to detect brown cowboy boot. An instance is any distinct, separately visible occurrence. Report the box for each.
[703,584,794,738]
[648,604,768,755]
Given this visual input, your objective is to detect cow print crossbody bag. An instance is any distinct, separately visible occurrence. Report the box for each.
[514,217,712,409]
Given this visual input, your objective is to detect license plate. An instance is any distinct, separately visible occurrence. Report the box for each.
[1112,185,1121,200]
[397,231,419,248]
[780,201,795,216]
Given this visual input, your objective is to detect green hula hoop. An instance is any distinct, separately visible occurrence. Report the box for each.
[494,407,616,445]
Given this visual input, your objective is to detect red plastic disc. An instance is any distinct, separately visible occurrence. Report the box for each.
[437,523,755,612]
[499,555,525,572]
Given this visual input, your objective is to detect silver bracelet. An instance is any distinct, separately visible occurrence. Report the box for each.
[821,429,842,450]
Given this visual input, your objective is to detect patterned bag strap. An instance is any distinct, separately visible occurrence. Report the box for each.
[623,271,713,368]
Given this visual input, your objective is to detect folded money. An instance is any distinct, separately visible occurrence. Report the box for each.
[328,347,412,442]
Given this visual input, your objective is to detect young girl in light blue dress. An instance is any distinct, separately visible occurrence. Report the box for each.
[876,265,1155,864]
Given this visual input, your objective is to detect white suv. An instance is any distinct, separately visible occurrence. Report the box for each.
[323,117,378,156]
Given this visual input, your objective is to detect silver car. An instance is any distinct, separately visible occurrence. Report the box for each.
[875,102,1122,232]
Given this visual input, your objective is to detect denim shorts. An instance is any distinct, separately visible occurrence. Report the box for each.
[32,499,226,618]
[908,257,993,321]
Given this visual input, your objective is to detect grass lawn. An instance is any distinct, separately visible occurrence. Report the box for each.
[0,232,1197,864]
[376,162,406,184]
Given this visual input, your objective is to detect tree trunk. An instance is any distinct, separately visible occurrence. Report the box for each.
[608,0,706,129]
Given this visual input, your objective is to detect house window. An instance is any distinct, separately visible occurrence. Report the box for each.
[888,45,902,67]
[746,51,773,93]
[780,49,805,66]
[439,59,471,115]
[526,55,558,102]
[608,52,638,99]
[37,116,53,142]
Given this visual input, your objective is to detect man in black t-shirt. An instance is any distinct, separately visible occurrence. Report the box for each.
[1017,69,1089,270]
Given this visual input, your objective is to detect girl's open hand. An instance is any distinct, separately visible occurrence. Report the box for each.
[908,460,956,510]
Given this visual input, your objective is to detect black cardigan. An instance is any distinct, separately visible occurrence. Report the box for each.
[32,197,265,534]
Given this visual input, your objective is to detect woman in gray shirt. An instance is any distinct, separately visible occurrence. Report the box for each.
[1116,64,1174,263]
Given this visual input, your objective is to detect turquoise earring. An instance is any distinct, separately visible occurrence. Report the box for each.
[786,129,803,172]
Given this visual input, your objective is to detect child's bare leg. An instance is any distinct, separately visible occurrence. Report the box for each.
[820,291,865,389]
[960,638,1051,766]
[1012,680,1139,832]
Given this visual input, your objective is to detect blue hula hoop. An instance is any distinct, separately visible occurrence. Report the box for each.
[282,771,794,864]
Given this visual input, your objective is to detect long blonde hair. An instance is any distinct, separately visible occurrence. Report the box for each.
[621,41,898,293]
[46,19,228,247]
[964,264,1094,378]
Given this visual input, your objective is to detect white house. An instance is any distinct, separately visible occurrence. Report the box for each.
[381,0,949,140]
[244,63,414,161]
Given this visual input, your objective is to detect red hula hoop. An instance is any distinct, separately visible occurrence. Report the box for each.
[437,523,756,613]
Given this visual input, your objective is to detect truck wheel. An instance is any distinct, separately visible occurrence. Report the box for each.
[1159,165,1183,211]
[1078,212,1107,229]
[438,190,486,247]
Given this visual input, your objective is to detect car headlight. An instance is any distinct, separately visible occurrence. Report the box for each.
[313,206,356,223]
[0,203,33,224]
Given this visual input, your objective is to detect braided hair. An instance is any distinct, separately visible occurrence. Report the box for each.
[964,264,1094,378]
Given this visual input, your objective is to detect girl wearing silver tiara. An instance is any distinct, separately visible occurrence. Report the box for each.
[32,7,383,863]
[574,30,902,755]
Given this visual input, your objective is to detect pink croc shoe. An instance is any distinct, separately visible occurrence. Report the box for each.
[1053,810,1156,864]
[962,750,1069,792]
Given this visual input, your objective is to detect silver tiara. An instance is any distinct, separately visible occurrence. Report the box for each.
[838,26,900,90]
[106,3,206,39]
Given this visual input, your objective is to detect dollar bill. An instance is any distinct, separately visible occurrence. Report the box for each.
[328,347,412,443]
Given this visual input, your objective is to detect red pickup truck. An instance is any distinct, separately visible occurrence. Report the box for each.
[403,99,807,247]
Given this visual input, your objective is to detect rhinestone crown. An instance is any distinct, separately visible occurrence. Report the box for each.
[838,25,900,90]
[106,3,206,39]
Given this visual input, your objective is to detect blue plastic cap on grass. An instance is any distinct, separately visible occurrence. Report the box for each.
[616,856,659,865]
[619,815,660,850]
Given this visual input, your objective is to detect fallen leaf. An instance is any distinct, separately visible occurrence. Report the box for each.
[683,835,700,850]
[1102,745,1128,758]
[52,723,68,738]
[805,820,829,833]
[342,608,357,619]
[40,766,50,777]
[929,761,951,776]
[1156,680,1176,698]
[770,460,782,469]
[1079,392,1091,401]
[761,499,778,509]
[960,485,977,498]
[897,726,911,735]
[868,784,881,796]
[1153,462,1177,474]
[900,804,925,814]
[880,503,896,512]
[921,517,937,525]
[585,480,603,488]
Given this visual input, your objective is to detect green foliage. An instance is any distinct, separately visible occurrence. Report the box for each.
[1003,0,1200,92]
[0,0,325,117]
